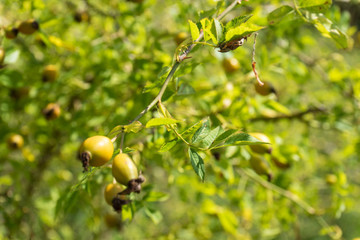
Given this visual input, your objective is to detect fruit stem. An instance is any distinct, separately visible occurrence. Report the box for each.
[252,33,264,86]
[119,132,125,153]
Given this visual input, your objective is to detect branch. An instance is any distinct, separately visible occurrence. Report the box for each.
[249,106,327,122]
[114,0,243,136]
[238,168,342,239]
[238,168,316,214]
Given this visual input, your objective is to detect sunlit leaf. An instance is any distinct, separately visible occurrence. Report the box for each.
[159,139,178,152]
[210,133,268,149]
[146,118,180,128]
[225,15,252,31]
[125,121,143,133]
[188,20,200,41]
[267,6,293,25]
[297,0,332,13]
[312,14,348,48]
[225,22,264,42]
[201,18,217,44]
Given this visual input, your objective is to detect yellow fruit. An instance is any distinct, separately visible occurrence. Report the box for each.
[4,27,18,39]
[79,136,114,167]
[249,155,272,181]
[326,174,337,185]
[7,134,24,149]
[270,155,290,169]
[249,132,272,154]
[112,154,139,186]
[222,58,240,73]
[0,47,5,64]
[18,19,39,35]
[174,32,188,45]
[42,65,58,82]
[254,81,276,96]
[42,103,61,120]
[104,183,125,205]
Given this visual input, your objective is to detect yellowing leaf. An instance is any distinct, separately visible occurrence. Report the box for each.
[48,36,75,51]
[188,20,200,41]
[225,22,264,42]
[146,118,180,128]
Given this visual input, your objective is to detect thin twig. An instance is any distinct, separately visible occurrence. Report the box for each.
[249,107,327,122]
[238,168,342,239]
[251,33,263,85]
[238,168,316,215]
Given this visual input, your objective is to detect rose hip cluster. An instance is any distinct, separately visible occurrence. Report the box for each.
[79,136,145,212]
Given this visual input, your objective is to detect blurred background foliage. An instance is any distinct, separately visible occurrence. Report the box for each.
[0,0,360,239]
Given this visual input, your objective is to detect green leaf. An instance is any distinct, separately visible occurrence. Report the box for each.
[312,14,348,49]
[225,15,252,31]
[211,129,238,147]
[212,19,224,44]
[210,133,269,150]
[55,169,99,218]
[143,66,171,93]
[146,117,180,128]
[122,204,134,221]
[198,9,217,20]
[123,147,136,153]
[159,139,178,152]
[191,119,211,143]
[188,148,205,182]
[267,6,293,25]
[157,66,172,78]
[198,126,222,149]
[188,20,200,41]
[181,120,204,140]
[144,191,170,202]
[225,22,264,42]
[177,83,195,96]
[201,18,217,44]
[125,121,143,133]
[144,207,163,225]
[297,0,332,13]
[108,121,143,138]
[174,61,200,78]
